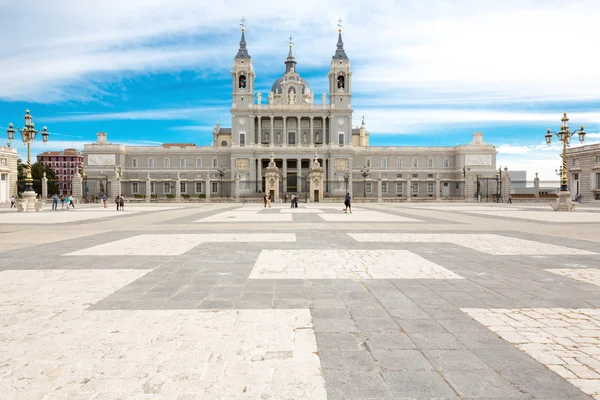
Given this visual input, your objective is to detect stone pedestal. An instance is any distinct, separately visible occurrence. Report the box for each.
[308,155,324,203]
[534,173,540,202]
[72,173,83,202]
[110,177,121,198]
[265,155,280,203]
[465,173,475,202]
[42,172,48,199]
[551,190,576,211]
[22,190,37,212]
[145,174,151,203]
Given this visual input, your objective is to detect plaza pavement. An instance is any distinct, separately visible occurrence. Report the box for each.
[1,200,600,399]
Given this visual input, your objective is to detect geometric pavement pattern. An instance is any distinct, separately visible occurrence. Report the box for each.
[1,202,600,399]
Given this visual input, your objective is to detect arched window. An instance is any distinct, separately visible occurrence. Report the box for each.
[239,75,247,89]
[337,75,345,89]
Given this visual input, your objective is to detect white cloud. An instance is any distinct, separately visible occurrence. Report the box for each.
[43,107,227,122]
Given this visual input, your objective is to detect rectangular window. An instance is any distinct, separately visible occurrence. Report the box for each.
[195,182,203,193]
[365,182,372,193]
[412,159,418,168]
[180,181,187,194]
[212,182,218,193]
[132,182,139,194]
[412,181,419,194]
[150,182,155,194]
[212,158,218,167]
[428,159,434,168]
[240,133,246,146]
[70,162,74,167]
[412,173,418,178]
[338,133,344,146]
[397,158,402,168]
[164,182,171,194]
[396,182,403,193]
[196,158,202,168]
[381,158,388,168]
[164,158,170,168]
[381,181,388,193]
[70,170,74,175]
[132,158,138,167]
[365,158,372,168]
[573,159,578,166]
[597,173,600,189]
[427,182,434,193]
[179,158,186,168]
[443,159,449,168]
[148,158,154,168]
[596,156,600,163]
[0,158,5,166]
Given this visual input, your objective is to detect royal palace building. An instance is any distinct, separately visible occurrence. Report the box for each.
[83,25,499,201]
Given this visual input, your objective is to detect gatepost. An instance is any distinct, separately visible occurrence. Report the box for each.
[534,172,540,202]
[72,172,83,202]
[42,172,48,199]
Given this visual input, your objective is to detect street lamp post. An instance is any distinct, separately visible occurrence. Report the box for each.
[545,112,585,211]
[496,166,502,203]
[343,172,349,194]
[7,110,49,211]
[360,167,369,198]
[217,166,226,198]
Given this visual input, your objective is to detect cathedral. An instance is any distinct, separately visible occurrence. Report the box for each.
[83,24,498,201]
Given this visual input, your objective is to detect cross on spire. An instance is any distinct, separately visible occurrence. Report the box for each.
[289,35,294,47]
[240,17,246,30]
[337,18,343,31]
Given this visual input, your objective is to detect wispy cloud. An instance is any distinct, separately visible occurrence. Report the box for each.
[43,107,227,122]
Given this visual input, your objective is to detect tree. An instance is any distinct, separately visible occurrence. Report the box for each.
[17,159,59,196]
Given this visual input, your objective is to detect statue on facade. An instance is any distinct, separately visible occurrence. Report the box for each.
[276,132,281,142]
[322,93,326,105]
[302,132,307,142]
[288,89,296,104]
[303,87,314,104]
[257,92,262,105]
[268,91,274,105]
[315,132,320,142]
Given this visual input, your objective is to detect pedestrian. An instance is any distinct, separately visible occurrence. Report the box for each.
[52,193,58,210]
[290,193,295,208]
[102,194,108,208]
[344,192,352,213]
[70,193,75,208]
[10,196,16,209]
[508,194,512,204]
[263,193,267,208]
[115,195,120,211]
[267,193,271,208]
[294,193,298,208]
[119,195,125,211]
[65,195,71,211]
[60,195,65,210]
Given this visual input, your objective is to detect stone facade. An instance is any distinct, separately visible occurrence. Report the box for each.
[82,28,498,200]
[0,145,19,203]
[566,143,600,202]
[37,148,83,195]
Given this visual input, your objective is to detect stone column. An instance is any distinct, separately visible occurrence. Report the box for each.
[249,157,256,193]
[348,157,353,197]
[145,174,151,203]
[406,180,412,202]
[235,173,240,202]
[324,116,329,144]
[502,167,511,202]
[256,117,261,145]
[297,116,301,147]
[270,116,274,147]
[282,158,287,194]
[377,174,383,203]
[534,172,540,202]
[309,116,314,146]
[72,173,82,202]
[42,172,48,199]
[282,116,287,146]
[257,158,262,193]
[205,172,211,202]
[297,158,302,193]
[328,157,334,193]
[175,173,181,201]
[435,174,441,200]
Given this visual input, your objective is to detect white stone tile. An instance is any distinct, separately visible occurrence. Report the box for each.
[546,269,600,287]
[65,233,297,256]
[279,208,324,213]
[466,210,600,223]
[462,308,600,397]
[349,233,596,255]
[195,211,293,222]
[0,210,138,224]
[0,270,326,399]
[318,211,422,222]
[249,249,464,280]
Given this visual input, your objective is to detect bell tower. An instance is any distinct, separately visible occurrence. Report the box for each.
[329,19,352,109]
[232,18,254,110]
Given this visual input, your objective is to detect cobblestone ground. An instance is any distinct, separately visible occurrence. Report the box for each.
[1,201,600,399]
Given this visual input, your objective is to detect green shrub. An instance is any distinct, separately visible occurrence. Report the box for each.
[183,194,191,199]
[134,194,143,199]
[198,193,206,199]
[151,194,158,199]
[166,194,175,199]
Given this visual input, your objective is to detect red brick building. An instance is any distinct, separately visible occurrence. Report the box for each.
[37,148,83,195]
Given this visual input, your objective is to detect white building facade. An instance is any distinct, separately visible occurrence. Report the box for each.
[0,145,19,203]
[83,27,498,201]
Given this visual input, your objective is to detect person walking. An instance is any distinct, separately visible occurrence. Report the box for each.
[344,193,352,213]
[70,193,76,208]
[290,193,295,208]
[119,195,125,211]
[52,193,58,210]
[508,194,513,204]
[65,195,71,211]
[10,196,16,209]
[102,194,108,208]
[267,193,272,208]
[60,195,65,210]
[263,193,267,208]
[294,193,298,208]
[115,195,120,211]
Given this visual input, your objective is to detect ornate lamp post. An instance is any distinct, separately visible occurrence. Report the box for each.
[7,110,49,210]
[545,112,585,210]
[343,172,349,193]
[496,166,502,203]
[360,167,369,198]
[217,166,226,197]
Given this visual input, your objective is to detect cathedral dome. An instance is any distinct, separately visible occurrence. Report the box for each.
[270,75,310,95]
[269,38,311,96]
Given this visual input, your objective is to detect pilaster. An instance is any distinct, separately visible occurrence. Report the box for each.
[297,157,302,193]
[255,117,260,145]
[235,173,240,202]
[270,117,274,147]
[257,158,262,192]
[406,179,412,202]
[283,116,287,145]
[205,173,211,201]
[309,116,314,147]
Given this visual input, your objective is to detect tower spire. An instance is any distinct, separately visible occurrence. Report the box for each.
[333,18,348,59]
[285,35,297,73]
[235,17,251,59]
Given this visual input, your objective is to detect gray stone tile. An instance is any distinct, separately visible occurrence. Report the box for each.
[396,319,448,334]
[442,368,526,399]
[318,349,375,371]
[362,332,416,350]
[371,349,434,371]
[423,349,494,371]
[407,332,466,350]
[382,370,459,399]
[315,332,360,350]
[322,371,394,400]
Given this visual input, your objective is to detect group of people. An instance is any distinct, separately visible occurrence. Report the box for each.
[114,195,125,211]
[51,193,76,210]
[289,193,300,208]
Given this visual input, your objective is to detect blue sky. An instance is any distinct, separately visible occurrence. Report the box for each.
[1,0,599,181]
